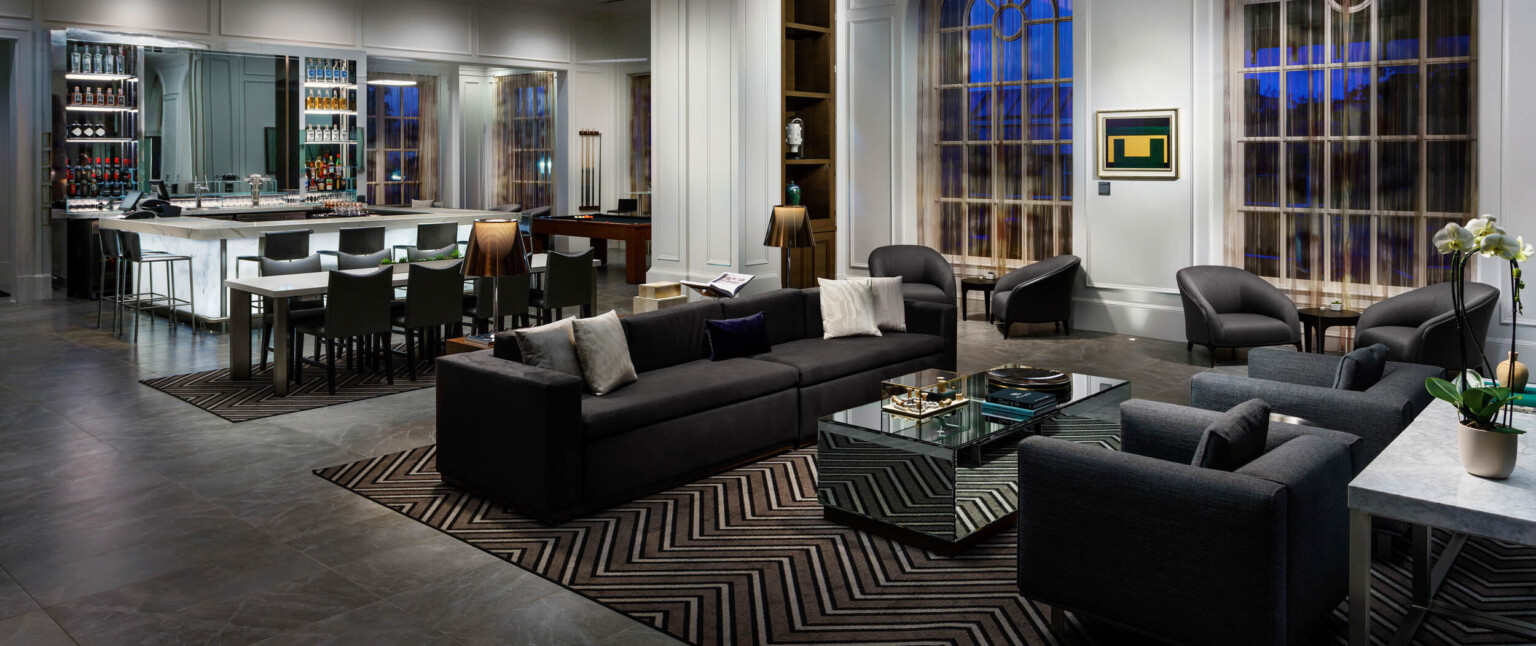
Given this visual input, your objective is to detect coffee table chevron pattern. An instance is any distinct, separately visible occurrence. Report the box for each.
[315,417,1536,646]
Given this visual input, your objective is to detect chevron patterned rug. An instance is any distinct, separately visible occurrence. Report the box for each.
[142,349,435,422]
[315,419,1536,646]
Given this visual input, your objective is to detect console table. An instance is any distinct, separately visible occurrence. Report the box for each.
[1347,400,1535,645]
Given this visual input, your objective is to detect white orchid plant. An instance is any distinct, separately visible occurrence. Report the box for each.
[1426,214,1531,434]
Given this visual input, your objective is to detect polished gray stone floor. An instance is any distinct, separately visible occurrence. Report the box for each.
[0,263,1255,645]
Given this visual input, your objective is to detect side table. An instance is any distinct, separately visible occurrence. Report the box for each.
[960,277,998,323]
[445,336,491,355]
[1297,307,1361,354]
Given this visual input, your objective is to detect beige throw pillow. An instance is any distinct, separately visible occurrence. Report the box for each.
[572,311,638,395]
[512,319,581,377]
[858,276,907,332]
[818,278,882,339]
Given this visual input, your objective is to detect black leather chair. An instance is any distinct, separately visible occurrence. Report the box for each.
[295,267,396,394]
[1176,265,1302,366]
[1356,282,1499,373]
[335,249,390,270]
[992,255,1080,339]
[237,229,312,278]
[489,203,522,213]
[868,245,956,305]
[465,275,532,334]
[392,261,467,380]
[258,255,325,372]
[322,226,385,258]
[395,222,458,261]
[532,248,596,324]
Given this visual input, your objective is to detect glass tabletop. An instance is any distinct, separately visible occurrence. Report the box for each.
[821,365,1129,450]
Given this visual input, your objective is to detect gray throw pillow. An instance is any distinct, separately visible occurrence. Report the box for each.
[1332,343,1389,391]
[1192,399,1270,471]
[512,319,581,377]
[572,311,638,396]
[857,276,907,332]
[818,278,882,339]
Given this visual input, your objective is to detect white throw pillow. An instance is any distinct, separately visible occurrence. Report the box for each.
[571,311,638,395]
[818,278,882,339]
[855,276,907,332]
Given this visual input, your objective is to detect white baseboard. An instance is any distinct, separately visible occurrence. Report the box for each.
[1070,295,1186,341]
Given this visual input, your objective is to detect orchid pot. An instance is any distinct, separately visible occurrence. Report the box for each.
[1428,214,1531,478]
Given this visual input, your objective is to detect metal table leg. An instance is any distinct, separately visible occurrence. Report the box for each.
[230,288,254,380]
[1349,509,1372,646]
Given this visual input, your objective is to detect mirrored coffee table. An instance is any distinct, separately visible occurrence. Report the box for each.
[817,365,1130,555]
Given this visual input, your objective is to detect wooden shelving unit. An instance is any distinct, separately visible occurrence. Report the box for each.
[781,0,835,288]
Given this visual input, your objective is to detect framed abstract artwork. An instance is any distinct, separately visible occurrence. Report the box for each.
[1096,109,1179,179]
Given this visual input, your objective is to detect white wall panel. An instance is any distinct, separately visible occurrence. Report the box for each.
[846,15,894,270]
[477,5,571,63]
[572,19,609,62]
[610,17,650,61]
[363,0,473,55]
[43,0,210,34]
[220,0,357,45]
[0,0,29,20]
[1480,0,1536,360]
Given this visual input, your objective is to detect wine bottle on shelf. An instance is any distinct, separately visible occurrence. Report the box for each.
[92,46,103,76]
[69,45,80,74]
[116,47,125,77]
[95,119,107,138]
[96,87,106,107]
[103,47,113,75]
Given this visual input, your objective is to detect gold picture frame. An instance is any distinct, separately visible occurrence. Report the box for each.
[1096,108,1179,179]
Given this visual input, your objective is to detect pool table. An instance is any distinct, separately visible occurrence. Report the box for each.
[527,213,652,284]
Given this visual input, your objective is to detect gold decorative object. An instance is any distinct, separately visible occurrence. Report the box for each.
[1498,351,1529,393]
[881,369,967,418]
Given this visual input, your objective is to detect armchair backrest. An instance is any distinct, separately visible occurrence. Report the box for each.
[542,247,596,310]
[402,260,467,329]
[1358,281,1496,329]
[322,267,394,339]
[867,245,956,301]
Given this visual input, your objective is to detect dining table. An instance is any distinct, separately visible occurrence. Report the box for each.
[224,256,547,396]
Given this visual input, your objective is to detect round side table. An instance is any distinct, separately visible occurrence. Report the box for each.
[960,277,999,322]
[1297,307,1362,354]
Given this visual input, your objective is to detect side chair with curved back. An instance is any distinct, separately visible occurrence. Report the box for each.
[1176,265,1302,367]
[294,267,397,395]
[992,255,1081,339]
[531,247,596,324]
[868,245,957,305]
[1356,281,1499,373]
[257,254,325,372]
[392,261,468,380]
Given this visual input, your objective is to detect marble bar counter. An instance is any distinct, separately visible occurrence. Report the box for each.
[98,207,502,325]
[51,202,323,221]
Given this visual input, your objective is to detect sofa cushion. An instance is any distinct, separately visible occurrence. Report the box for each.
[720,290,806,345]
[901,283,950,304]
[818,278,882,339]
[620,300,724,373]
[1332,343,1389,391]
[752,333,946,386]
[512,318,580,377]
[580,358,800,440]
[1215,312,1297,346]
[803,288,824,339]
[1192,399,1270,471]
[707,313,772,361]
[573,311,638,396]
[861,277,907,332]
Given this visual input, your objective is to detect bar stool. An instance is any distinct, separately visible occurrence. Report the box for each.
[236,229,313,278]
[393,223,458,262]
[117,230,195,339]
[95,227,125,331]
[518,206,549,252]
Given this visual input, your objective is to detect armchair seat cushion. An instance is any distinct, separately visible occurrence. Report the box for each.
[581,358,799,440]
[752,334,946,386]
[1215,313,1298,345]
[1356,326,1418,362]
[900,283,950,305]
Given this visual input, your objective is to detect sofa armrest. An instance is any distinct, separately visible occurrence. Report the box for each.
[1121,399,1365,474]
[904,299,956,370]
[1369,361,1442,413]
[1017,436,1287,646]
[1248,347,1340,388]
[1191,372,1402,464]
[435,350,585,523]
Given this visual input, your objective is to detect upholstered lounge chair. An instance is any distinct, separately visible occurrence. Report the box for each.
[1177,265,1302,366]
[991,254,1080,338]
[1355,281,1499,373]
[869,245,957,305]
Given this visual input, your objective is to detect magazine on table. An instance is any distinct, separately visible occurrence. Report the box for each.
[681,272,754,299]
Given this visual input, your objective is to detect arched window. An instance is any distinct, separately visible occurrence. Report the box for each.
[927,0,1073,271]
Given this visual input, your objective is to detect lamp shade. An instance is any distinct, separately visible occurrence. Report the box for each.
[764,205,813,248]
[461,218,529,277]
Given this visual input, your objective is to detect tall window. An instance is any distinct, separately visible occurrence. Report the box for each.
[495,72,555,210]
[1229,0,1475,305]
[629,74,652,214]
[365,83,421,205]
[927,0,1074,270]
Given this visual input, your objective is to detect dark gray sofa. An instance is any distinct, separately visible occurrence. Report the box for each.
[1190,347,1441,463]
[1018,400,1364,646]
[435,288,956,523]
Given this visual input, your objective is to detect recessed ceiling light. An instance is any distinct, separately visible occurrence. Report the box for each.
[366,79,417,86]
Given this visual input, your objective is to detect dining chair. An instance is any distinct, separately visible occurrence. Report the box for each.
[392,260,467,380]
[336,249,391,270]
[257,254,325,372]
[294,267,396,395]
[464,274,532,334]
[322,226,386,256]
[531,247,596,324]
[237,229,313,278]
[394,222,459,261]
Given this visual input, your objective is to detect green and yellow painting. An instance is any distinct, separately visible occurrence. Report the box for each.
[1098,111,1178,178]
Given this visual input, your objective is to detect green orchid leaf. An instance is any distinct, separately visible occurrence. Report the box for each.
[1494,425,1528,435]
[1462,388,1491,415]
[1426,378,1463,405]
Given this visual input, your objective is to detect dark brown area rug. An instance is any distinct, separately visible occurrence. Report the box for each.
[316,441,1536,646]
[142,353,434,422]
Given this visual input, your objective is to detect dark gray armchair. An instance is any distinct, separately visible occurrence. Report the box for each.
[1190,347,1441,464]
[1017,399,1363,646]
[868,245,956,305]
[1177,265,1302,366]
[1356,281,1499,373]
[991,254,1079,338]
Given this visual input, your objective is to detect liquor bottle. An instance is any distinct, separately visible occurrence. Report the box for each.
[116,47,126,77]
[72,86,82,106]
[83,87,94,106]
[92,46,103,76]
[102,47,113,75]
[70,45,80,74]
[95,87,105,107]
[116,87,125,106]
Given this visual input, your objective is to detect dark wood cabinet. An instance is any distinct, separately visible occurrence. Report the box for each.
[781,0,835,288]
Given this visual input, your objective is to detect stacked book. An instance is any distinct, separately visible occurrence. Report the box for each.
[980,388,1059,423]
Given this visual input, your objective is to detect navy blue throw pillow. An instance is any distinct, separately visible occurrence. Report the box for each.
[706,312,772,361]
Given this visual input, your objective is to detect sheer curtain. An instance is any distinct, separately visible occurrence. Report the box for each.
[494,72,556,209]
[629,74,651,214]
[364,72,438,205]
[1226,0,1476,311]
